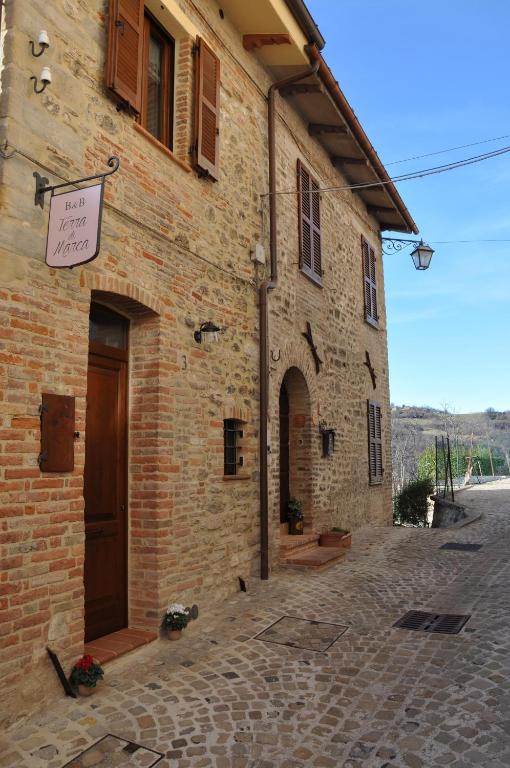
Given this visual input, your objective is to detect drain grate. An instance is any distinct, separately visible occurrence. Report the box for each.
[255,615,348,652]
[440,542,482,552]
[394,610,470,634]
[62,734,163,767]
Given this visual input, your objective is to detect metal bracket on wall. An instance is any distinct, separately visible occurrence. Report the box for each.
[364,351,377,389]
[34,156,120,209]
[302,321,323,373]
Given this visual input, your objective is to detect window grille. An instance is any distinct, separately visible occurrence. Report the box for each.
[224,419,244,476]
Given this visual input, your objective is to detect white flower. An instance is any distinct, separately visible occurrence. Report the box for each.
[166,603,188,615]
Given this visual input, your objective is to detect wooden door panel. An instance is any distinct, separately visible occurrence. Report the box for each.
[84,351,127,642]
[85,362,122,525]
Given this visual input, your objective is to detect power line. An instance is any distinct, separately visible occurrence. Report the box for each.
[0,143,257,288]
[430,239,510,244]
[263,144,510,197]
[385,133,510,166]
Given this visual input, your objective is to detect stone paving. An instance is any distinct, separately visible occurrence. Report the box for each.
[2,479,510,768]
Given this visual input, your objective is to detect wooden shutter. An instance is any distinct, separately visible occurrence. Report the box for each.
[362,236,378,327]
[298,160,322,285]
[194,37,220,180]
[368,400,383,484]
[39,394,75,472]
[106,0,144,113]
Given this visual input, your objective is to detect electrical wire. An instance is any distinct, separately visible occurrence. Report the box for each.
[385,133,510,166]
[0,143,258,288]
[263,144,510,197]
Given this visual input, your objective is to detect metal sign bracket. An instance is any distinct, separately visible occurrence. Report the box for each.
[34,156,120,209]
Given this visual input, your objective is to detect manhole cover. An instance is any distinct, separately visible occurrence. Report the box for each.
[62,735,163,767]
[394,611,470,634]
[255,616,348,652]
[440,543,482,552]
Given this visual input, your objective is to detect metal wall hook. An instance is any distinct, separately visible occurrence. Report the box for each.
[30,75,50,94]
[30,66,51,94]
[29,31,50,57]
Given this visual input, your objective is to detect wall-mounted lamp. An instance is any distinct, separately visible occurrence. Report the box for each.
[30,30,50,57]
[381,237,434,270]
[30,67,52,94]
[193,321,223,344]
[319,421,336,457]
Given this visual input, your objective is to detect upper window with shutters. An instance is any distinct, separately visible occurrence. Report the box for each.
[297,161,323,286]
[106,1,220,180]
[362,236,379,328]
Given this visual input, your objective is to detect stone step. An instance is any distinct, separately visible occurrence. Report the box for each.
[280,545,346,570]
[279,532,319,553]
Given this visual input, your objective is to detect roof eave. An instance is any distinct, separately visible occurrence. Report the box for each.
[284,0,325,50]
[305,44,419,235]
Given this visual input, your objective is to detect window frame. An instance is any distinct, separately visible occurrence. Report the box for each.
[140,10,175,151]
[223,419,244,477]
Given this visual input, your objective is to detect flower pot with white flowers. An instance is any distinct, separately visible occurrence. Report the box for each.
[162,603,190,640]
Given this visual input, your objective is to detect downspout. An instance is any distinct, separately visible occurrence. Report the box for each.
[259,59,320,580]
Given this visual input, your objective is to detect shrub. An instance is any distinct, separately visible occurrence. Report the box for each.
[393,477,434,527]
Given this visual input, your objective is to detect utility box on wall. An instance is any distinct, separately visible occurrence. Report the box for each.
[39,393,75,472]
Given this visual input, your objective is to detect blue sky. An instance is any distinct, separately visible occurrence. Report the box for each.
[307,0,510,413]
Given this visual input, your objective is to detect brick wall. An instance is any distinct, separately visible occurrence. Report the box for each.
[0,0,393,724]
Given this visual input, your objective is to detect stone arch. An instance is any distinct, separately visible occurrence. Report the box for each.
[278,366,314,532]
[81,272,162,317]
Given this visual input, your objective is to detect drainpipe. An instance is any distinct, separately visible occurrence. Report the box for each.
[259,59,320,580]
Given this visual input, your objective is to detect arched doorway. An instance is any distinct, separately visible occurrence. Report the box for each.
[279,367,312,531]
[84,303,129,641]
[279,383,290,524]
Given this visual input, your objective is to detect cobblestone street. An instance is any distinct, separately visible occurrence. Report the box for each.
[2,480,510,768]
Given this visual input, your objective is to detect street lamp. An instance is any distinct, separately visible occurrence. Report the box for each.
[381,237,434,270]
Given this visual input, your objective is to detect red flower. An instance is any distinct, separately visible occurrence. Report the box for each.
[75,654,94,670]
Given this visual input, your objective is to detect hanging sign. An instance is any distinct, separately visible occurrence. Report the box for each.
[34,155,120,270]
[45,184,103,268]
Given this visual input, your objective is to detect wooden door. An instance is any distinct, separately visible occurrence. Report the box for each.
[84,340,128,642]
[279,383,290,524]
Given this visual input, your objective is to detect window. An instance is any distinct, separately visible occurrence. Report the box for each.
[106,2,220,178]
[362,236,378,327]
[89,303,128,350]
[224,419,244,476]
[367,400,383,484]
[297,160,322,285]
[141,13,174,149]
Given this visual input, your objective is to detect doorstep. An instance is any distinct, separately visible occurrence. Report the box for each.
[280,545,346,570]
[84,627,158,664]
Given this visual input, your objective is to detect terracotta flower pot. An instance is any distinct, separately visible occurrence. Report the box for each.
[77,684,96,696]
[319,531,351,548]
[167,628,183,640]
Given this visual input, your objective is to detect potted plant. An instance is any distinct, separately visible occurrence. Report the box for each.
[162,603,190,640]
[287,497,304,535]
[69,654,104,696]
[320,527,352,548]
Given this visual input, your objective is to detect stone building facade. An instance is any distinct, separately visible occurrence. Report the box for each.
[0,0,417,724]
